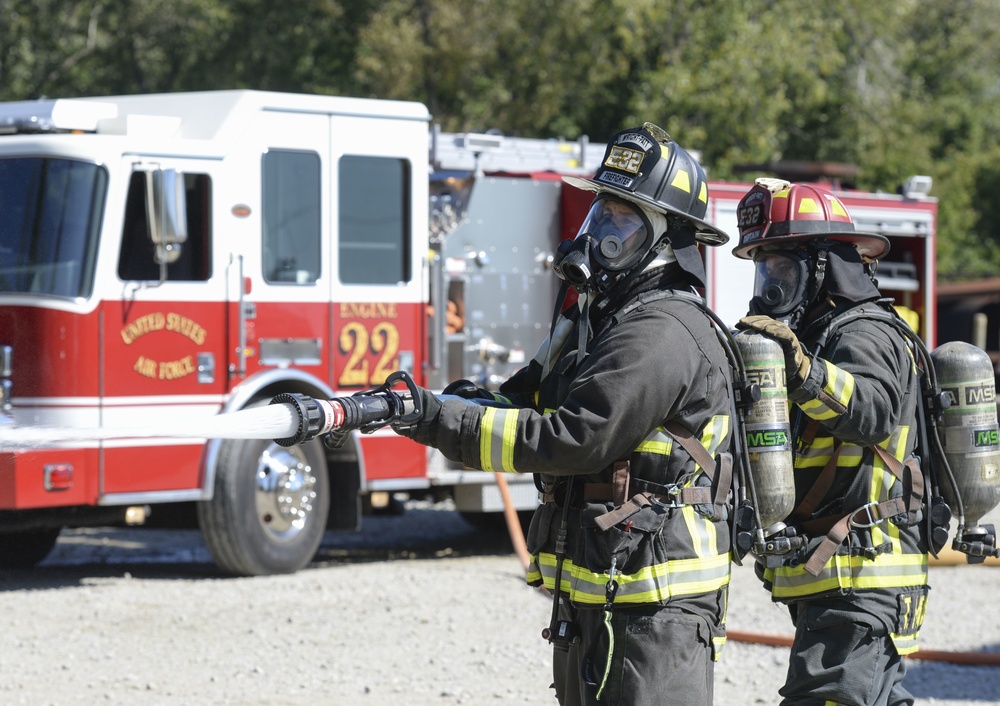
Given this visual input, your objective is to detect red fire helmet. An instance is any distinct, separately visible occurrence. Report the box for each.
[732,178,889,260]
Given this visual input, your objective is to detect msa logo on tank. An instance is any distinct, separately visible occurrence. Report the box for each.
[976,429,1000,448]
[940,381,1000,452]
[746,427,790,450]
[746,365,786,390]
[941,381,996,406]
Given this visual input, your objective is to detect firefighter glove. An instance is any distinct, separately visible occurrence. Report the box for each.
[737,315,812,389]
[392,386,443,447]
[442,379,497,402]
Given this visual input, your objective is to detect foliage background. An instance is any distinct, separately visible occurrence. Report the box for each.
[1,0,998,281]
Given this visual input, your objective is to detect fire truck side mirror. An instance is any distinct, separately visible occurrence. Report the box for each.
[145,168,188,264]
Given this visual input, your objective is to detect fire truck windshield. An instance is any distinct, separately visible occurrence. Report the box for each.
[0,157,107,299]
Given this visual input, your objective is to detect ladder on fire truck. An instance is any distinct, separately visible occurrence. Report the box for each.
[430,124,609,176]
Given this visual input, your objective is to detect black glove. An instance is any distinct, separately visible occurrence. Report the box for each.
[442,379,497,402]
[392,386,443,446]
[737,315,812,389]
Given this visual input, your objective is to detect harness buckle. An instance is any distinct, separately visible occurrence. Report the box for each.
[850,501,885,528]
[650,484,683,509]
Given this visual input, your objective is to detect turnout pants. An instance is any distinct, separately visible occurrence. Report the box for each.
[551,590,725,706]
[779,596,916,706]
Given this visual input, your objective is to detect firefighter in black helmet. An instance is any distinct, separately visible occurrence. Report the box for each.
[734,178,928,706]
[392,123,734,705]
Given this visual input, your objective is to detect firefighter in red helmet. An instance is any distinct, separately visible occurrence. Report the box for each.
[734,178,928,706]
[393,123,735,705]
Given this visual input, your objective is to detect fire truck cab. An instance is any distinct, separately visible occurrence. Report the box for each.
[0,91,432,575]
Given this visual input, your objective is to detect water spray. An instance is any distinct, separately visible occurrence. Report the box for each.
[0,371,424,451]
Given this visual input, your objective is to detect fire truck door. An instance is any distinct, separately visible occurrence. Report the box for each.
[329,113,428,482]
[227,110,332,385]
[102,158,227,497]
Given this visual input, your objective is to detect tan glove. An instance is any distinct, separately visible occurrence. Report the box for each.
[737,315,811,387]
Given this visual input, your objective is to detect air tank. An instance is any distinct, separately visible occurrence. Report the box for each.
[930,341,1000,527]
[734,330,796,529]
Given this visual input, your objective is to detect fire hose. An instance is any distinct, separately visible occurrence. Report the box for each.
[270,371,532,571]
[726,630,1000,666]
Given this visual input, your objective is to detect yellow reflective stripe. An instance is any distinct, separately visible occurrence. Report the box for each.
[799,397,838,421]
[701,415,730,459]
[633,415,727,464]
[770,551,927,599]
[680,505,720,559]
[892,633,921,656]
[869,441,889,547]
[868,428,910,548]
[526,562,542,585]
[798,360,855,421]
[636,427,673,456]
[636,439,672,455]
[712,635,726,661]
[479,407,519,472]
[795,440,863,468]
[794,435,835,468]
[480,407,498,471]
[501,408,518,472]
[682,505,706,558]
[531,552,730,604]
[483,407,518,473]
[825,359,855,406]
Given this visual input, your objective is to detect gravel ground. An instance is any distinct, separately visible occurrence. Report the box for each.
[1,500,998,706]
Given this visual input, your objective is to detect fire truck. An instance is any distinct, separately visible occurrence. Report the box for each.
[0,90,938,575]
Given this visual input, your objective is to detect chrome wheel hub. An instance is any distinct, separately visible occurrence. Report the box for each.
[255,442,318,542]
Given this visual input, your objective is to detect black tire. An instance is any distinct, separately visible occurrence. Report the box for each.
[198,436,330,576]
[0,527,61,569]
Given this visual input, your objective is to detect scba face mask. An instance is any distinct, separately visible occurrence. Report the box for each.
[749,249,811,324]
[554,196,666,291]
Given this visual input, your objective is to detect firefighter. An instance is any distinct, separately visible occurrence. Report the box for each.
[392,123,734,705]
[732,178,929,706]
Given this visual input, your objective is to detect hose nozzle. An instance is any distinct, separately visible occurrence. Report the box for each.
[268,371,420,447]
[269,393,342,447]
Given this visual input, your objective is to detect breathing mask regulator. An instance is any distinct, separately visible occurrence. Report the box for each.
[747,244,829,330]
[553,195,669,294]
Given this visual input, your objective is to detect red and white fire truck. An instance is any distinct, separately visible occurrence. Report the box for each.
[0,90,938,575]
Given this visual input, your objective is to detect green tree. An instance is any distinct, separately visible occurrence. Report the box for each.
[1,0,999,282]
[354,0,640,139]
[895,0,1000,280]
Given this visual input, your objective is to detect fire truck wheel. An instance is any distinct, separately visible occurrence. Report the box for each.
[0,528,61,569]
[198,436,330,577]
